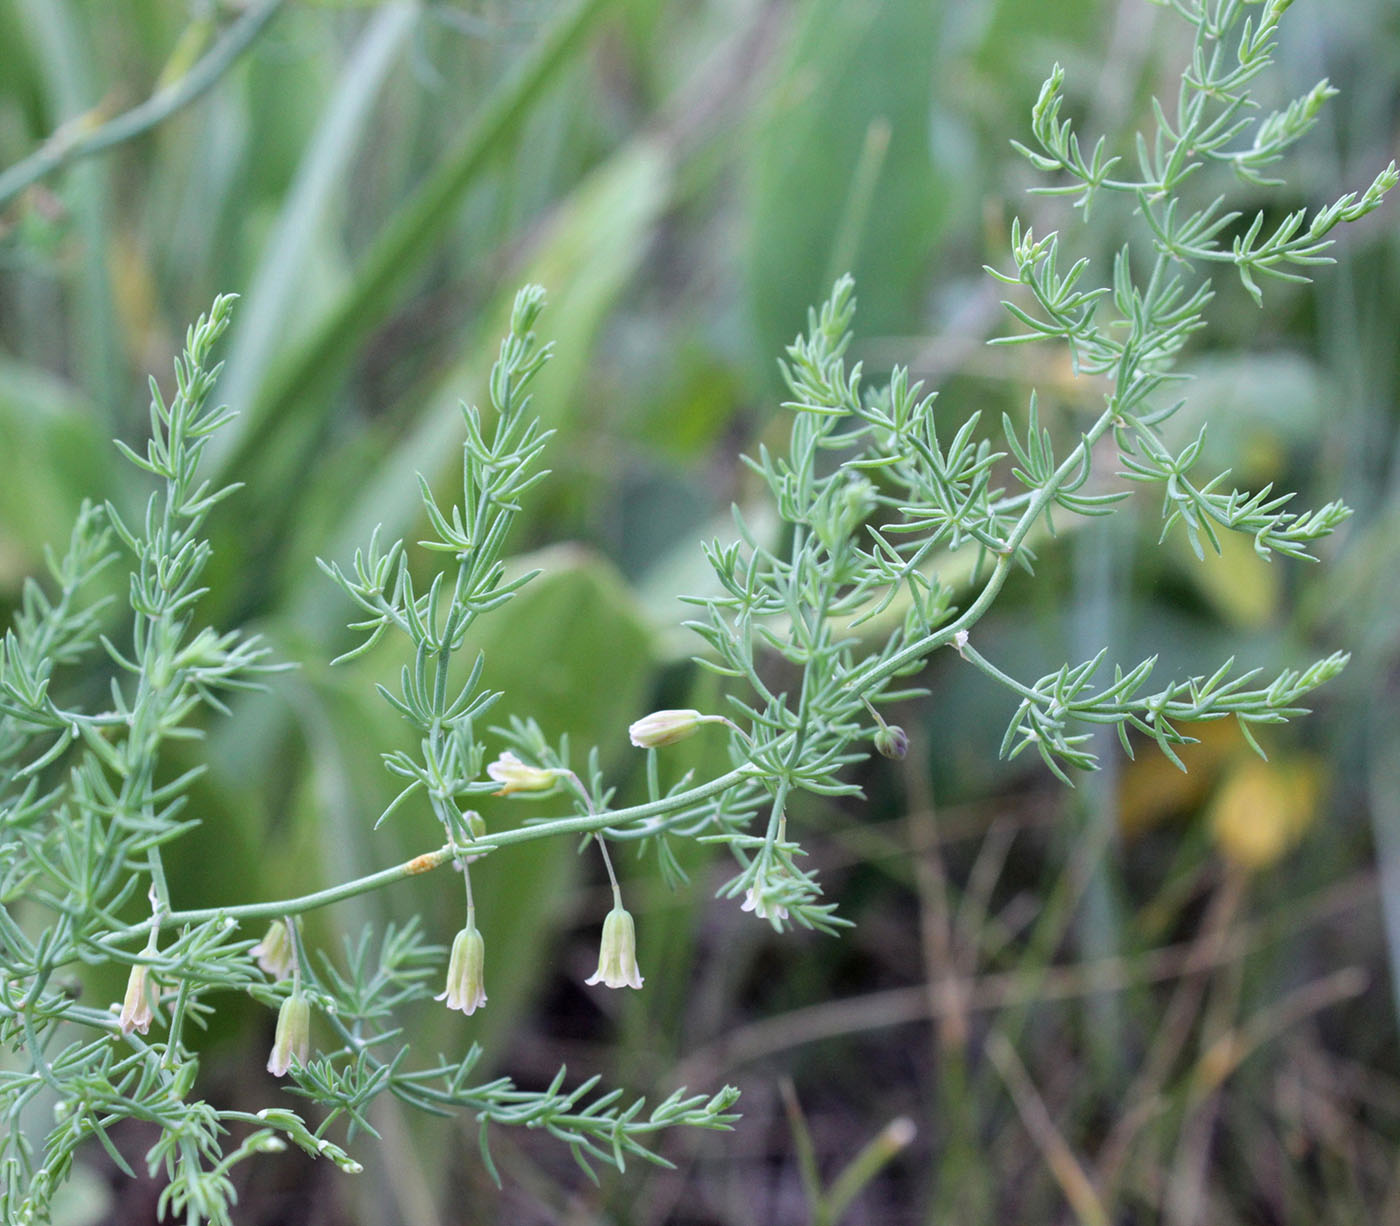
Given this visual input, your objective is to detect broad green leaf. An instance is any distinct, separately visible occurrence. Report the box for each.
[0,361,111,589]
[747,0,950,363]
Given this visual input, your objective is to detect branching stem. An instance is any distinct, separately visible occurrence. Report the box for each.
[103,764,756,939]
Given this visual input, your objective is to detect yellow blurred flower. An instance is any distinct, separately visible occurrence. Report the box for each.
[1209,755,1320,871]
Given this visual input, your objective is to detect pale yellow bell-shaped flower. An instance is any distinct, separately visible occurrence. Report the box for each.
[267,994,311,1078]
[436,924,487,1015]
[250,920,295,979]
[585,905,643,990]
[118,964,158,1036]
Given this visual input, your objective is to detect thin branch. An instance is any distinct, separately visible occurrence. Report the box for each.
[987,1031,1110,1226]
[103,764,756,940]
[0,0,288,209]
[674,873,1374,1079]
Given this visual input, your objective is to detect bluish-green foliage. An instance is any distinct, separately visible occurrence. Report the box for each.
[1,0,1396,1222]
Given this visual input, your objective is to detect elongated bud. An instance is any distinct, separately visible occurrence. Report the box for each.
[874,724,909,760]
[436,924,487,1015]
[627,709,727,749]
[250,920,294,979]
[118,964,158,1036]
[585,905,643,990]
[486,751,565,796]
[267,994,311,1078]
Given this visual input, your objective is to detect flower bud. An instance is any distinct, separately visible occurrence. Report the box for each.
[628,709,722,749]
[436,924,487,1015]
[267,994,311,1078]
[118,964,158,1036]
[452,811,489,866]
[250,920,294,980]
[486,751,564,796]
[874,723,909,760]
[585,905,643,990]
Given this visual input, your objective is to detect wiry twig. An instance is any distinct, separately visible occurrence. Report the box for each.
[0,0,288,210]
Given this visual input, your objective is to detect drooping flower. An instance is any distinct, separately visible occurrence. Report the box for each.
[585,905,643,990]
[740,886,789,922]
[267,994,311,1078]
[250,920,295,979]
[118,964,158,1036]
[436,923,487,1015]
[627,709,726,749]
[486,751,564,796]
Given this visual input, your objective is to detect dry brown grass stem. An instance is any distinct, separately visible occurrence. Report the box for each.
[987,1030,1111,1226]
[675,871,1375,1083]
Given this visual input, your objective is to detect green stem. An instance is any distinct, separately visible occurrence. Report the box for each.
[145,842,172,921]
[284,915,307,994]
[112,764,756,936]
[958,642,1039,701]
[0,0,287,208]
[849,402,1123,693]
[594,835,622,910]
[819,1115,916,1226]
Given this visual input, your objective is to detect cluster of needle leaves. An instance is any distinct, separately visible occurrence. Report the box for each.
[0,0,1392,1221]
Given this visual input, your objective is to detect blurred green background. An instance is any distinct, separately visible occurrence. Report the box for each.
[2,0,1399,1223]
